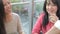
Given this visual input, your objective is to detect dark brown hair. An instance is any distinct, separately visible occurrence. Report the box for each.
[0,0,6,34]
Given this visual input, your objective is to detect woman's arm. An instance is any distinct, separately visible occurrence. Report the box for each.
[32,13,44,34]
[45,20,60,34]
[32,20,42,34]
[17,15,24,34]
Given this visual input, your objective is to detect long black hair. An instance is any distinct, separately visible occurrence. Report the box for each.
[0,0,6,34]
[43,0,60,28]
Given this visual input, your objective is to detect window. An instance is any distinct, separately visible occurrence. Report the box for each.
[10,0,44,34]
[10,0,21,3]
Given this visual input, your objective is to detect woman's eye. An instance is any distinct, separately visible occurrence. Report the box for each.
[8,2,10,4]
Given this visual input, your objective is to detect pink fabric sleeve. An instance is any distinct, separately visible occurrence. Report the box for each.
[32,13,44,34]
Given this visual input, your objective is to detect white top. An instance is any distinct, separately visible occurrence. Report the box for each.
[54,20,60,30]
[4,13,22,34]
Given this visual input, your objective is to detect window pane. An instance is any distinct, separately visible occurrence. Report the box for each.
[22,0,30,2]
[33,1,44,25]
[10,0,21,3]
[35,0,44,1]
[12,4,31,34]
[36,2,44,15]
[10,0,30,2]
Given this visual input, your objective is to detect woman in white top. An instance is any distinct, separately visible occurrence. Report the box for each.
[0,0,24,34]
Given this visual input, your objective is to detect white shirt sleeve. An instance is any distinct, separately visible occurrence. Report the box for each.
[54,20,60,30]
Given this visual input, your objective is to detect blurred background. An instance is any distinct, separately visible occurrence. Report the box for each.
[10,0,44,34]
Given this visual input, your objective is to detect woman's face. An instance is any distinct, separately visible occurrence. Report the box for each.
[46,0,58,15]
[3,0,12,14]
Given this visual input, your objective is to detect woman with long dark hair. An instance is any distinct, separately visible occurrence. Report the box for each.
[0,0,24,34]
[32,0,60,34]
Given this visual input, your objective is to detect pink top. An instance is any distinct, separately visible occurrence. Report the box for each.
[32,13,54,34]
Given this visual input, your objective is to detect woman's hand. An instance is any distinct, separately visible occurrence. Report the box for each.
[49,14,59,23]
